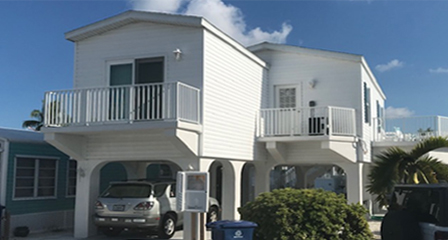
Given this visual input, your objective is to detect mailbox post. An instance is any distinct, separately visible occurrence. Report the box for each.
[177,171,209,240]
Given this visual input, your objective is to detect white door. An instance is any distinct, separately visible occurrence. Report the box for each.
[275,85,301,135]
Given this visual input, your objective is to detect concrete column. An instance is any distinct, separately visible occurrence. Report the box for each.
[253,161,274,196]
[221,160,245,220]
[339,162,364,204]
[74,159,106,238]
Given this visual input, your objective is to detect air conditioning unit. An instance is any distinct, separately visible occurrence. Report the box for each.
[308,117,327,135]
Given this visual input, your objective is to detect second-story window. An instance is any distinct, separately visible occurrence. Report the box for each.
[109,57,164,86]
[364,82,371,124]
[108,57,165,120]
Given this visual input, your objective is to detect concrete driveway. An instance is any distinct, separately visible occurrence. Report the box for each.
[9,221,381,240]
[9,230,197,240]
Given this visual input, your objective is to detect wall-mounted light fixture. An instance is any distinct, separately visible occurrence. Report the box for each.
[308,79,317,89]
[173,48,182,61]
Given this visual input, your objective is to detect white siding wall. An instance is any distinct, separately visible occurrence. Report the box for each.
[361,65,385,162]
[73,22,204,89]
[254,50,361,110]
[85,132,184,161]
[202,31,267,160]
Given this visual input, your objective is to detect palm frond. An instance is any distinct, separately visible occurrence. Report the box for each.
[410,137,448,159]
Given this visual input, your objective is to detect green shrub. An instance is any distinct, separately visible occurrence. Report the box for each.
[238,188,372,240]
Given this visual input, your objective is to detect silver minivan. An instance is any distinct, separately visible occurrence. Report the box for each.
[94,180,220,239]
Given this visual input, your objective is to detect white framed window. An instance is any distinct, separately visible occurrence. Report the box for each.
[108,57,165,87]
[14,156,58,200]
[66,160,77,197]
[364,82,371,124]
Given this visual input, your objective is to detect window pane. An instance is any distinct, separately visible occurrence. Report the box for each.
[15,188,34,198]
[68,178,76,187]
[278,88,296,108]
[101,184,151,198]
[16,178,34,187]
[110,64,132,86]
[16,169,35,177]
[16,158,35,168]
[38,178,56,187]
[38,187,55,197]
[135,58,164,84]
[67,160,77,196]
[68,188,76,196]
[39,159,56,168]
[39,169,56,177]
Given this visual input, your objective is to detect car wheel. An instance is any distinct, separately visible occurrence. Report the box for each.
[208,206,219,223]
[381,210,422,240]
[159,214,177,239]
[100,227,122,237]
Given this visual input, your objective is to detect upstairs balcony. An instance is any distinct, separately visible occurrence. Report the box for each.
[43,82,201,133]
[373,116,448,142]
[257,106,356,141]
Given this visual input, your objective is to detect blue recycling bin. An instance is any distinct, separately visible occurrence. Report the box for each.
[206,220,257,240]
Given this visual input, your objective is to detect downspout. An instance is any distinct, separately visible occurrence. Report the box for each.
[0,137,9,207]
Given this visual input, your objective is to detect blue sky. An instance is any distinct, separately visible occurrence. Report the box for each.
[1,0,448,129]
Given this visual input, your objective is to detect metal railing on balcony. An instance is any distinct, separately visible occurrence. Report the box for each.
[373,116,448,142]
[258,106,356,137]
[44,82,200,127]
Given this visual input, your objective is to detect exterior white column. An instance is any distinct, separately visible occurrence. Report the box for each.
[254,161,274,196]
[221,160,245,220]
[339,162,364,204]
[74,160,105,238]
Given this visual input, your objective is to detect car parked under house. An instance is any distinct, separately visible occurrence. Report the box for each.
[38,10,448,240]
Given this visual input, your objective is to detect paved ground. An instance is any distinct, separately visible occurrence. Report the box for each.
[7,221,382,240]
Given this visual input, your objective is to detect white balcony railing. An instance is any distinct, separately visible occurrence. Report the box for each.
[44,82,200,127]
[373,116,448,142]
[258,106,356,138]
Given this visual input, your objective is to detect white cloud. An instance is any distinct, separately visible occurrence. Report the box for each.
[385,106,414,119]
[130,0,292,46]
[429,67,448,74]
[375,59,404,72]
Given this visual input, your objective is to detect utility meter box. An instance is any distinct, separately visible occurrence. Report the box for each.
[176,171,209,212]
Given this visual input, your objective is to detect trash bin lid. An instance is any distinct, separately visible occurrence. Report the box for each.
[206,220,233,228]
[219,220,258,229]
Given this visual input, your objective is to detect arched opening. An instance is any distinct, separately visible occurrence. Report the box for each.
[270,164,347,196]
[146,162,181,179]
[241,163,255,206]
[99,162,127,193]
[208,162,223,205]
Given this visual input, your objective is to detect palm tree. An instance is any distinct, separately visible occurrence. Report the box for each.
[367,137,448,207]
[22,101,62,131]
[22,108,44,131]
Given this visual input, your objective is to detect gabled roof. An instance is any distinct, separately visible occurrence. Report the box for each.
[248,42,386,99]
[248,42,363,62]
[65,10,203,42]
[65,10,266,68]
[0,128,44,143]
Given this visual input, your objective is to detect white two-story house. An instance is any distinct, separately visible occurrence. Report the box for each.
[41,10,390,238]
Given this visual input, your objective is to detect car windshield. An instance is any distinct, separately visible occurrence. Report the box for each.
[390,187,442,224]
[101,184,152,198]
[153,184,168,198]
